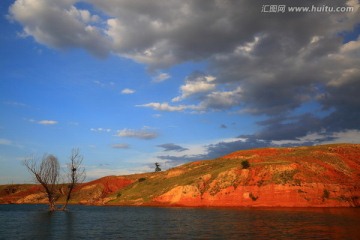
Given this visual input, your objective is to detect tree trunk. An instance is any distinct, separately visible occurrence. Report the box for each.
[61,185,74,211]
[49,199,56,211]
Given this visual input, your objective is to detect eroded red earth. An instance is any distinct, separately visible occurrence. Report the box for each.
[1,144,359,207]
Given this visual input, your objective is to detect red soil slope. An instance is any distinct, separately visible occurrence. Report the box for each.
[152,144,360,207]
[1,144,359,207]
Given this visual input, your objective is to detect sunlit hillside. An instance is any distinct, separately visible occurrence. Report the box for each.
[1,144,359,207]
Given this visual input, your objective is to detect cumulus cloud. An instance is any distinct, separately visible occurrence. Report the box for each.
[121,88,135,94]
[157,143,188,152]
[197,87,243,111]
[138,85,243,113]
[152,72,170,83]
[116,128,158,140]
[9,0,110,57]
[172,73,216,102]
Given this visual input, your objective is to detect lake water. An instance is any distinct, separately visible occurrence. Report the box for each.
[0,205,359,239]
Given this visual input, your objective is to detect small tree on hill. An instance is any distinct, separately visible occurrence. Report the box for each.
[155,162,161,172]
[23,148,85,211]
[241,160,250,169]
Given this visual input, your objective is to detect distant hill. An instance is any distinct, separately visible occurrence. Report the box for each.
[1,144,359,207]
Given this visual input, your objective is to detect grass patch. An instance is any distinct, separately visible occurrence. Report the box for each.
[272,170,298,185]
[112,157,245,203]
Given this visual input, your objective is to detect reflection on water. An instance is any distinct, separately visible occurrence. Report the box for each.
[15,207,77,239]
[0,205,359,239]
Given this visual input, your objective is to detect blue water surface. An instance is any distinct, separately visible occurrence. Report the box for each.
[0,204,359,239]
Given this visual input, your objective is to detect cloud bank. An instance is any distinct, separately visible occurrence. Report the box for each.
[9,0,360,159]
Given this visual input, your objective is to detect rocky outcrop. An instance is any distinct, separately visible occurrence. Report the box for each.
[154,182,359,207]
[151,144,360,207]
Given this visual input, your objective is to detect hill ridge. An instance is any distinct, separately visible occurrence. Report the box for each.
[1,144,359,207]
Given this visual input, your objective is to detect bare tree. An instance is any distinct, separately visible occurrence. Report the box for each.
[23,149,85,211]
[61,148,85,210]
[23,154,60,211]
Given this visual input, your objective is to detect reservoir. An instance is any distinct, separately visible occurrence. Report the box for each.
[0,205,359,239]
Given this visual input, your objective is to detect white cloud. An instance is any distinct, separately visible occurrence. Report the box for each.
[116,128,158,140]
[3,101,27,107]
[93,80,105,87]
[136,102,189,112]
[38,120,58,125]
[85,163,159,180]
[198,87,243,110]
[323,130,360,144]
[68,121,80,126]
[234,36,260,55]
[0,138,12,145]
[152,72,170,83]
[0,138,23,149]
[112,143,130,149]
[68,5,99,23]
[140,86,242,113]
[26,118,58,125]
[85,166,131,181]
[138,86,243,113]
[155,137,245,166]
[152,114,162,118]
[272,129,360,146]
[121,88,135,94]
[93,80,115,88]
[90,128,111,133]
[172,74,216,102]
[167,143,208,158]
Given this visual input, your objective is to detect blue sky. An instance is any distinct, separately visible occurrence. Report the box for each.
[1,0,360,183]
